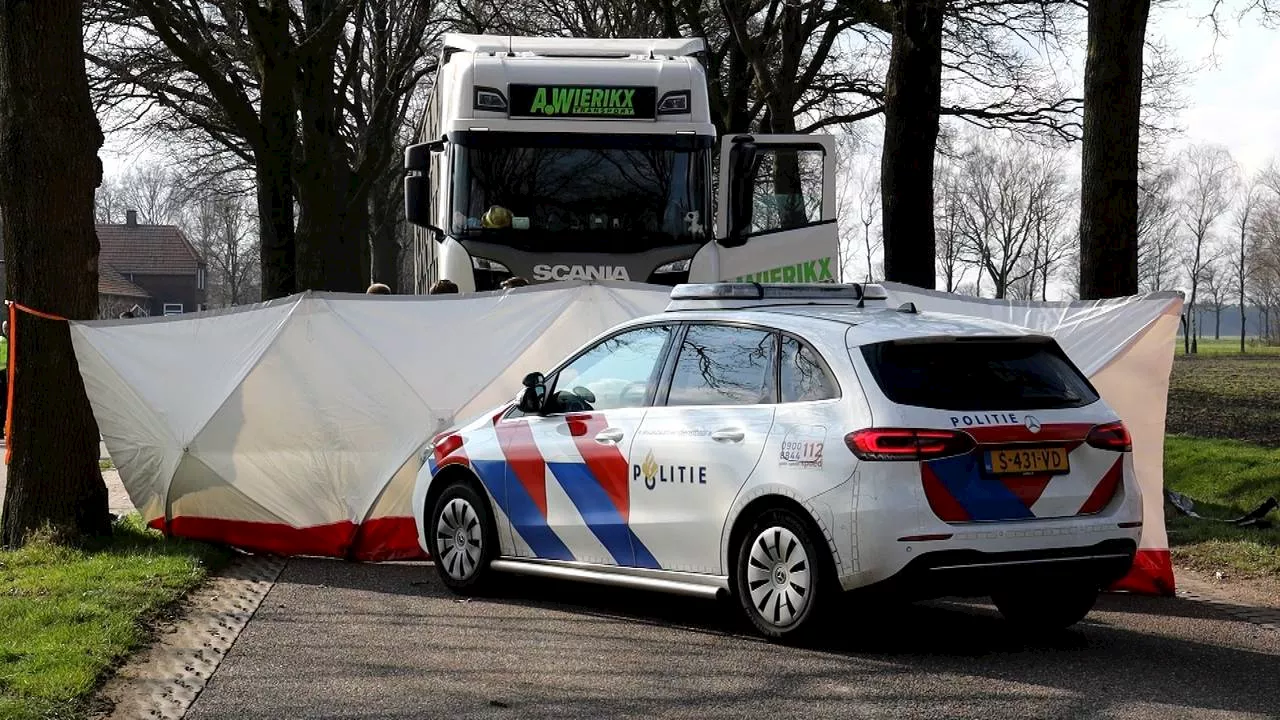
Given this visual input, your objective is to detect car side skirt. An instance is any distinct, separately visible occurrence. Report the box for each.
[489,558,729,599]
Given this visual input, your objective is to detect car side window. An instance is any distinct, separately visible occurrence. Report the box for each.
[546,325,672,413]
[781,335,839,403]
[666,324,776,407]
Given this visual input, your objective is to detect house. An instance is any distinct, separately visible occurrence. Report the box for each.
[98,210,206,317]
[97,262,151,319]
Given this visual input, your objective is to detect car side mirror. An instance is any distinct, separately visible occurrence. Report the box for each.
[518,372,546,414]
[721,139,758,249]
[405,141,444,237]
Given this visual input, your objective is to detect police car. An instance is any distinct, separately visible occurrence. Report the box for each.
[412,283,1141,641]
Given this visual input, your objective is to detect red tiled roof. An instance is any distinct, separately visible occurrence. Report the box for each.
[98,262,150,299]
[97,223,203,275]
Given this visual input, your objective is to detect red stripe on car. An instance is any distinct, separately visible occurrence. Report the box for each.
[1078,457,1124,515]
[962,423,1094,445]
[565,413,632,523]
[495,418,549,517]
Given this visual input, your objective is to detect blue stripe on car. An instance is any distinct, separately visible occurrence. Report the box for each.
[470,458,574,561]
[926,454,1035,521]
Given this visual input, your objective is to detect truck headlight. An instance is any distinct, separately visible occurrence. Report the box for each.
[654,258,692,274]
[472,256,510,272]
[657,90,691,115]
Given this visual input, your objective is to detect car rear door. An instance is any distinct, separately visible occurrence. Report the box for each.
[627,323,778,573]
[689,134,839,284]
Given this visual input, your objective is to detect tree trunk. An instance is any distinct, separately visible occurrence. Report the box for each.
[370,169,401,292]
[1078,0,1149,299]
[1215,305,1221,340]
[1240,227,1247,353]
[0,0,111,544]
[880,0,944,290]
[1240,302,1246,353]
[294,0,364,294]
[255,0,297,301]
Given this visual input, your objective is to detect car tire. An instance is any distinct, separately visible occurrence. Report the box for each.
[991,584,1098,632]
[734,508,831,643]
[429,481,498,594]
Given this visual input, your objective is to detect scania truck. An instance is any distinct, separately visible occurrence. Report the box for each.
[405,33,841,292]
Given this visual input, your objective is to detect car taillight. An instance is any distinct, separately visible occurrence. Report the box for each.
[845,428,975,461]
[1086,421,1132,452]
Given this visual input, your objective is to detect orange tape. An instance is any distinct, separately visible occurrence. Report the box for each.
[4,302,69,465]
[5,302,13,464]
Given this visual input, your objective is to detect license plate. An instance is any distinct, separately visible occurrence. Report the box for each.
[985,447,1070,475]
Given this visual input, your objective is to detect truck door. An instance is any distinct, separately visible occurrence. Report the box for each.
[690,134,840,284]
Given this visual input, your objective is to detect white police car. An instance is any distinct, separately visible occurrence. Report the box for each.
[412,283,1141,641]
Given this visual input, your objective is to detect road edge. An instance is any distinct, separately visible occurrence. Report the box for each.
[90,553,288,719]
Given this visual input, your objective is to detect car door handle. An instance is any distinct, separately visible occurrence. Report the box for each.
[711,428,745,443]
[595,428,625,444]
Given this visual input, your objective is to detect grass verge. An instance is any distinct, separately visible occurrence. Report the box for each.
[0,515,228,720]
[1164,435,1280,578]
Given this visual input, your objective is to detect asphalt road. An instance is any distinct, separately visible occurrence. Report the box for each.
[186,559,1280,720]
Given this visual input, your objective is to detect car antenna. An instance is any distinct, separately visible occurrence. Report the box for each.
[897,302,918,314]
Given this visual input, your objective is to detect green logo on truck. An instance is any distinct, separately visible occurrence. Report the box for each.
[509,85,657,119]
[530,87,637,117]
[734,257,835,283]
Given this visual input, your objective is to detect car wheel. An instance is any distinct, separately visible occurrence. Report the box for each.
[992,584,1098,632]
[735,508,830,642]
[430,482,497,593]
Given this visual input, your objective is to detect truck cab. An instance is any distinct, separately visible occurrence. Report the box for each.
[405,34,840,293]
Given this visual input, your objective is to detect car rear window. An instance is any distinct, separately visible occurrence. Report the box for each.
[859,338,1099,411]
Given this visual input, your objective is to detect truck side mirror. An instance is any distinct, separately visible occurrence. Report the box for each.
[721,140,758,248]
[518,372,547,414]
[405,142,444,236]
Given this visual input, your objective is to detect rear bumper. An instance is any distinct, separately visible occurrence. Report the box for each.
[854,538,1138,600]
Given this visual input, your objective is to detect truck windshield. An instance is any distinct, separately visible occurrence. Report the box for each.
[449,131,710,252]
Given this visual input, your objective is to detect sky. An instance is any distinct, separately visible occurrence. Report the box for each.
[1155,4,1280,176]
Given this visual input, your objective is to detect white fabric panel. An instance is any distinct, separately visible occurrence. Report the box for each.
[323,288,577,428]
[882,283,1182,376]
[187,297,435,527]
[72,301,294,446]
[1088,310,1182,554]
[69,333,177,523]
[452,284,669,422]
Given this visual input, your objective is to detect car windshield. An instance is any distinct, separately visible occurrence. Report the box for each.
[450,131,710,252]
[860,338,1100,411]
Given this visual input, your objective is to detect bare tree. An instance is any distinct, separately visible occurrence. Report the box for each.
[1178,144,1238,354]
[113,161,189,224]
[1201,260,1227,340]
[1251,170,1280,344]
[852,156,882,283]
[1136,160,1180,292]
[953,135,1071,299]
[933,158,968,293]
[182,188,261,306]
[95,175,128,224]
[1,0,111,544]
[1233,176,1264,351]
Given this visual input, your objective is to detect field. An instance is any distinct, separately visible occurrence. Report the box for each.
[1163,339,1280,578]
[0,517,227,720]
[1166,338,1280,446]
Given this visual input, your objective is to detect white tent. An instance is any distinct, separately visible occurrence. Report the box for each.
[69,281,1181,593]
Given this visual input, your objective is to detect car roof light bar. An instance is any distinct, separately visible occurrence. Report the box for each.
[670,283,882,302]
